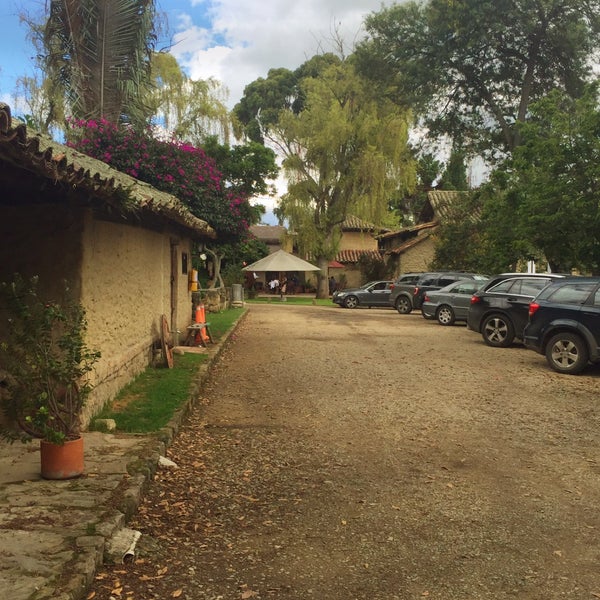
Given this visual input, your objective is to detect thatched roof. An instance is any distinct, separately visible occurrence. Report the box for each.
[0,104,215,239]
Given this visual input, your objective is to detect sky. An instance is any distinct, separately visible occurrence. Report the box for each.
[0,0,389,224]
[0,0,387,110]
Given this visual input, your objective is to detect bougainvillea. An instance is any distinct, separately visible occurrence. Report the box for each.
[67,119,254,242]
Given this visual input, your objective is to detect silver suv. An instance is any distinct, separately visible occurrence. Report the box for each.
[389,271,487,314]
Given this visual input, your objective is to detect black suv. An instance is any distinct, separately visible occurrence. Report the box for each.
[389,271,487,314]
[466,273,566,347]
[523,277,600,374]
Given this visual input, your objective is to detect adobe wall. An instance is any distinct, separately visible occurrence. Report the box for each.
[339,231,378,252]
[388,237,436,277]
[79,212,195,424]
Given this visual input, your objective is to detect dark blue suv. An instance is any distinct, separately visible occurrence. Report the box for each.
[523,277,600,374]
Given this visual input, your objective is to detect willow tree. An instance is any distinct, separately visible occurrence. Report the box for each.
[235,55,415,298]
[43,0,157,126]
[149,52,231,143]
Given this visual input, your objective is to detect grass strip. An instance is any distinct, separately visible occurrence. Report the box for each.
[245,296,333,306]
[94,308,246,433]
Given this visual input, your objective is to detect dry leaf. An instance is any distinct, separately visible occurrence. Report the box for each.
[86,592,96,599]
[241,590,258,599]
[172,589,183,598]
[111,587,123,596]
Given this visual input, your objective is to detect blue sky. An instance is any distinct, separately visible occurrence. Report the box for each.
[0,0,388,224]
[0,0,386,110]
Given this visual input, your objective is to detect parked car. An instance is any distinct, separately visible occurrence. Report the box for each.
[523,277,600,374]
[332,280,392,309]
[389,271,487,314]
[466,273,567,347]
[421,279,487,325]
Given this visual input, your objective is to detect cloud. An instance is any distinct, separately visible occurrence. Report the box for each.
[168,0,386,107]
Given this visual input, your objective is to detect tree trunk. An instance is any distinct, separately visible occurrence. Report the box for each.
[316,256,329,299]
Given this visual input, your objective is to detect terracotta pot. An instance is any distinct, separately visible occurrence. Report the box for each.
[40,436,84,479]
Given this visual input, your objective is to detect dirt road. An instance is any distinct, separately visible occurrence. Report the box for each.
[90,304,600,600]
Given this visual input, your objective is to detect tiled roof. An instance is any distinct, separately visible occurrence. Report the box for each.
[335,249,385,263]
[385,228,437,255]
[379,221,437,241]
[0,104,215,239]
[427,190,472,223]
[341,215,386,232]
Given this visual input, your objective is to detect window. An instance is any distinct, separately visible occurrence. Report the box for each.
[548,283,595,305]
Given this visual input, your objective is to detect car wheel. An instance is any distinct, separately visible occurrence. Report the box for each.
[545,332,588,374]
[482,314,515,347]
[436,305,455,326]
[395,296,412,314]
[344,295,359,309]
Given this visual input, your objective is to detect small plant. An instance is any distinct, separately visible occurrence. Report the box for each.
[0,274,100,444]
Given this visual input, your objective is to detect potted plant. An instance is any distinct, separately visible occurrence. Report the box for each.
[0,274,100,479]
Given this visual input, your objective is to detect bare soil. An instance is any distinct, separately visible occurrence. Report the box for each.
[89,304,600,600]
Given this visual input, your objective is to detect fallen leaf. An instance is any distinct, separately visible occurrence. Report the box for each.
[172,589,183,598]
[86,592,96,599]
[241,590,258,599]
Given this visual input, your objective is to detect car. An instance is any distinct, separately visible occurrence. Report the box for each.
[421,279,487,325]
[523,277,600,374]
[466,272,567,347]
[389,271,488,314]
[332,280,393,309]
[387,272,424,313]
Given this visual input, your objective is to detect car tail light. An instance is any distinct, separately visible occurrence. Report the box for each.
[389,284,395,290]
[424,294,430,302]
[470,295,481,305]
[529,302,540,317]
[413,286,419,296]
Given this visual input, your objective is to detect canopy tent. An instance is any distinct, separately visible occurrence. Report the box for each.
[242,249,320,272]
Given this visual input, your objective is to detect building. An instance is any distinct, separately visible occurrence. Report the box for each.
[0,104,215,425]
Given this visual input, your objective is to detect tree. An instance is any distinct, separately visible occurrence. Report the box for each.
[201,136,279,198]
[43,0,157,126]
[496,84,600,272]
[234,55,415,298]
[356,0,600,157]
[149,52,231,143]
[432,83,600,274]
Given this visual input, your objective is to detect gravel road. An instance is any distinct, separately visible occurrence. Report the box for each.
[89,303,600,600]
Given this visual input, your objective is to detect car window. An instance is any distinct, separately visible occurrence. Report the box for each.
[594,288,600,307]
[518,278,552,296]
[488,279,516,293]
[438,276,459,287]
[372,282,388,291]
[419,275,438,286]
[488,277,550,295]
[456,282,479,294]
[547,283,595,304]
